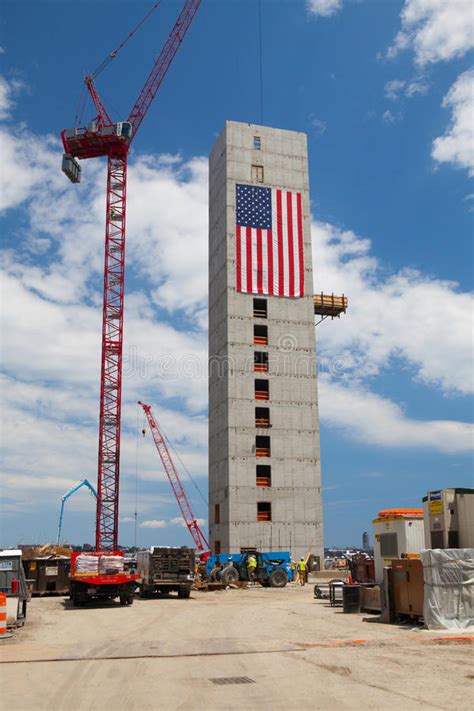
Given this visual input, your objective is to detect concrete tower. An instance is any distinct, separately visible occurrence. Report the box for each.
[208,121,323,564]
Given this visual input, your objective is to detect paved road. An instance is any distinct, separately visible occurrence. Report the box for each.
[1,586,472,710]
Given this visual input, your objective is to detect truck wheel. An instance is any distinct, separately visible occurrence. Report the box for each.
[178,587,191,599]
[268,569,288,588]
[119,595,128,606]
[220,567,239,585]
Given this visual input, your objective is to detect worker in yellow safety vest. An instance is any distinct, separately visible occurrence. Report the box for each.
[297,557,307,586]
[247,554,257,584]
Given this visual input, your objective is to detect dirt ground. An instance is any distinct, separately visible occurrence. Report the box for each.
[1,585,473,710]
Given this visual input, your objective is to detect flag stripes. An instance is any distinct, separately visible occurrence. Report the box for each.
[235,185,304,298]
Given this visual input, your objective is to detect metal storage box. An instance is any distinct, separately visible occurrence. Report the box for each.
[390,558,424,618]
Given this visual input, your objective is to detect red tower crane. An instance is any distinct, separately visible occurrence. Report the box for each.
[138,401,209,552]
[60,1,202,551]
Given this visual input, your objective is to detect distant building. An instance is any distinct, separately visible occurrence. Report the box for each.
[362,531,370,550]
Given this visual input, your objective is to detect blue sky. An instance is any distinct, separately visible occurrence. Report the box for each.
[1,0,473,549]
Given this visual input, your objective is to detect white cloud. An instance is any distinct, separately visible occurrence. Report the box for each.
[0,75,24,120]
[307,0,343,18]
[319,378,473,453]
[405,78,429,97]
[140,519,167,529]
[387,0,474,66]
[385,79,406,100]
[169,516,206,528]
[385,78,428,101]
[308,114,327,135]
[382,109,398,124]
[312,221,474,396]
[432,69,474,176]
[139,517,206,529]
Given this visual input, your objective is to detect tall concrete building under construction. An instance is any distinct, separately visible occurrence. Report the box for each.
[208,121,323,564]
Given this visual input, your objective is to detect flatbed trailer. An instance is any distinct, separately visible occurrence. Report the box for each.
[69,551,140,606]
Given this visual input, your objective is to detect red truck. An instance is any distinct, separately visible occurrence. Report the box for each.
[69,551,140,606]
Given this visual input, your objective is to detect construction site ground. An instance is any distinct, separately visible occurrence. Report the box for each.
[1,585,472,710]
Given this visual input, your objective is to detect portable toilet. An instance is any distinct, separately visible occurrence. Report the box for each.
[372,509,425,583]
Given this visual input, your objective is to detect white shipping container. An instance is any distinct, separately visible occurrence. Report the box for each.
[372,510,425,583]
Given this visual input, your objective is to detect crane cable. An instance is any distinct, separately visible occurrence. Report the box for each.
[259,0,264,124]
[134,405,141,550]
[91,0,163,80]
[151,410,208,508]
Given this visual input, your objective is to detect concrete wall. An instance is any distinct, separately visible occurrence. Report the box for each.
[208,121,323,563]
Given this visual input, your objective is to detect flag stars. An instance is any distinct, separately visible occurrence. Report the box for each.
[236,184,272,230]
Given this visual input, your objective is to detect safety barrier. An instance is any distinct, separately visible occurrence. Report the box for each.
[0,593,12,639]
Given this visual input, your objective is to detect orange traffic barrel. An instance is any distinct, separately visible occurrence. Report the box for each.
[0,593,12,639]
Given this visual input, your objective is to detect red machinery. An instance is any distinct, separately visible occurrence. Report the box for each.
[138,401,209,554]
[69,551,140,606]
[60,1,202,551]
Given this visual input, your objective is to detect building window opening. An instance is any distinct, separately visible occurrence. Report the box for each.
[251,164,264,183]
[255,379,269,401]
[256,435,270,457]
[255,407,270,427]
[214,540,221,554]
[254,351,269,373]
[254,324,268,346]
[257,502,272,522]
[253,298,267,318]
[214,503,220,525]
[253,136,261,150]
[256,465,271,487]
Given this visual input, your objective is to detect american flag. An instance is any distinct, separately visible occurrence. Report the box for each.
[235,183,305,298]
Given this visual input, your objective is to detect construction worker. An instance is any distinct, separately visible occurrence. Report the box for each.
[247,554,257,584]
[297,557,306,586]
[291,558,297,583]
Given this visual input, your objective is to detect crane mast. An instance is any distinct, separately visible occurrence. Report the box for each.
[138,402,209,552]
[60,1,202,551]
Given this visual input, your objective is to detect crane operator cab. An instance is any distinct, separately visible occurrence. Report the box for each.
[61,121,133,182]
